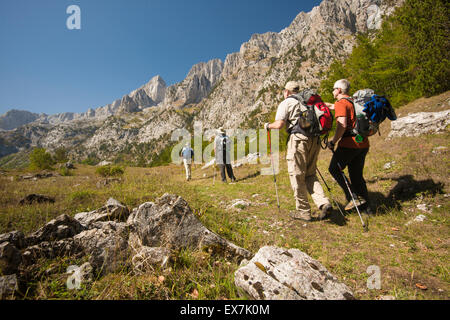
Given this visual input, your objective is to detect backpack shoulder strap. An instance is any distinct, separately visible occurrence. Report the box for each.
[338,97,354,104]
[337,97,357,132]
[337,97,355,113]
[283,95,303,131]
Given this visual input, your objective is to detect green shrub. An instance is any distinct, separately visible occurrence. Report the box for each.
[59,167,73,176]
[319,0,449,107]
[53,147,68,163]
[81,157,99,166]
[29,148,54,170]
[95,165,125,177]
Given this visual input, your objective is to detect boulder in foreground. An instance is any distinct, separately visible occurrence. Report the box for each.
[235,246,354,300]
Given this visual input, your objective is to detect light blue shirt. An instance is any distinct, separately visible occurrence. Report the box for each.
[181,147,194,160]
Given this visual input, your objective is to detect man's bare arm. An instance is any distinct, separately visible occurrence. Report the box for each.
[267,120,285,130]
[331,116,347,144]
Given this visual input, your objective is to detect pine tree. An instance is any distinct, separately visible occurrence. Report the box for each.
[319,0,449,106]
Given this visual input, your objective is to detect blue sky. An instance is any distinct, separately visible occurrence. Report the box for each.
[0,0,322,115]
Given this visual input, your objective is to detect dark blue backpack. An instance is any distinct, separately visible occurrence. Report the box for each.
[363,94,397,123]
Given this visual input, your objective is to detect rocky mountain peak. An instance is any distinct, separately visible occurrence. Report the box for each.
[162,58,224,108]
[186,59,224,85]
[129,75,167,105]
[0,110,40,131]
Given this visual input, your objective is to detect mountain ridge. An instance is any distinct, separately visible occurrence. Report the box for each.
[0,0,399,166]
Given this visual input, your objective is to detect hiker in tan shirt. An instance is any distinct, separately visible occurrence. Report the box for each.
[264,81,332,222]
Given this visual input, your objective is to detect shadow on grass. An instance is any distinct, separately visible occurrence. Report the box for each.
[323,174,444,222]
[325,204,348,226]
[237,171,261,182]
[367,174,445,214]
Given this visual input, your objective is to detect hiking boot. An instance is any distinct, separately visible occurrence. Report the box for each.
[318,203,332,220]
[289,210,312,222]
[344,198,366,211]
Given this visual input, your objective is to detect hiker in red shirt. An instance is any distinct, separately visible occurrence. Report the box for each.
[327,79,374,215]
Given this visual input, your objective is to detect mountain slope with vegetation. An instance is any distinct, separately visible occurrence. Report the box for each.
[1,0,448,169]
[0,0,449,300]
[0,91,448,300]
[319,0,449,105]
[0,0,396,167]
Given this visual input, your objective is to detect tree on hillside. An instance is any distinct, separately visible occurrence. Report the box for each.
[29,148,54,170]
[53,147,68,163]
[319,0,449,107]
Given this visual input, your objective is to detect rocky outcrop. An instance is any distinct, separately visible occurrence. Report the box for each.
[388,110,450,138]
[25,214,85,247]
[0,194,252,297]
[131,246,171,273]
[0,231,26,249]
[235,246,354,300]
[127,193,252,261]
[18,194,55,205]
[0,274,18,299]
[0,242,22,275]
[73,221,130,275]
[74,197,130,228]
[21,238,81,266]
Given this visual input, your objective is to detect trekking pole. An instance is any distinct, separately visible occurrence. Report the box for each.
[330,149,367,231]
[316,167,347,220]
[267,129,281,213]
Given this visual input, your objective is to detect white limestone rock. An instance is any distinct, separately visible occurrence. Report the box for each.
[235,246,355,300]
[388,110,450,138]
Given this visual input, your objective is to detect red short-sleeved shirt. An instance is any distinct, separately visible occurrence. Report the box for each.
[334,97,369,149]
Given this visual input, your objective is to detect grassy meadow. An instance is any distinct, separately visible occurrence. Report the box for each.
[0,92,449,300]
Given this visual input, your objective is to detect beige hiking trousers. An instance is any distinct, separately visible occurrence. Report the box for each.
[286,134,330,215]
[183,159,192,180]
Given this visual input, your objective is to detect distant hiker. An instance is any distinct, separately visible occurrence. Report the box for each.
[264,81,332,222]
[214,127,237,183]
[327,79,373,214]
[180,143,194,181]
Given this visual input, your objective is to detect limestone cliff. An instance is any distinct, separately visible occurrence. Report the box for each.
[0,0,398,166]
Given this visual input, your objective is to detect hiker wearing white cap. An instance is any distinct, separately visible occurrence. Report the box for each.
[264,81,332,222]
[180,143,194,181]
[214,127,237,183]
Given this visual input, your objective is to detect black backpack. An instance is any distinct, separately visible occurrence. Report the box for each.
[288,90,333,138]
[216,135,230,154]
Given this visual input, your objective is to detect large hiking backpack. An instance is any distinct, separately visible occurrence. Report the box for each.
[343,89,397,140]
[216,135,231,164]
[289,90,334,138]
[362,93,397,123]
[216,135,230,154]
[340,96,373,139]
